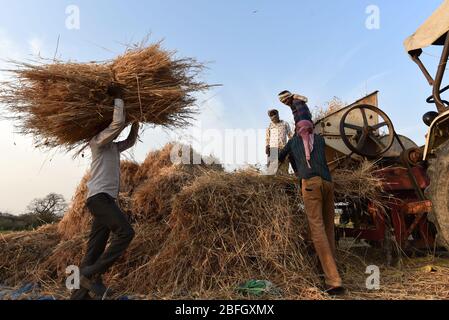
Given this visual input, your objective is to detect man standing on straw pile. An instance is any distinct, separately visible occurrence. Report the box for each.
[278,91,345,296]
[278,90,313,125]
[71,84,139,300]
[266,109,293,175]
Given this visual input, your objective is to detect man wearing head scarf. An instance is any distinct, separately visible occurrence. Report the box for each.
[266,109,292,175]
[278,91,345,296]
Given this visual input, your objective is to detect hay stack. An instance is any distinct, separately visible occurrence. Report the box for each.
[58,144,220,240]
[132,166,199,221]
[0,224,61,286]
[135,143,178,183]
[132,144,223,221]
[119,161,141,194]
[0,145,387,299]
[333,161,386,205]
[36,234,86,289]
[145,171,321,298]
[0,42,211,150]
[57,173,91,240]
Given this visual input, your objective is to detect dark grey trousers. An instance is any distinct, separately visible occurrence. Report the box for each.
[81,193,135,278]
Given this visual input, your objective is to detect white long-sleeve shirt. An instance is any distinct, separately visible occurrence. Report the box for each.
[86,99,138,199]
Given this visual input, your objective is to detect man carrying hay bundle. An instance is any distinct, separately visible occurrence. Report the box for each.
[71,85,139,300]
[278,92,345,296]
[0,41,212,299]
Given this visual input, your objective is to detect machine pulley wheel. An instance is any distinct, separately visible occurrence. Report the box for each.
[339,104,395,158]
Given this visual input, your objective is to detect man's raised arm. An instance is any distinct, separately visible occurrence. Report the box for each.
[117,122,140,152]
[90,98,126,148]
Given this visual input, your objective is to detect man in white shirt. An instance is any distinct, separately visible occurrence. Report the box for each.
[71,84,139,300]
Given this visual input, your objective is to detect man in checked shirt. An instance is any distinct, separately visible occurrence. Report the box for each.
[266,109,293,175]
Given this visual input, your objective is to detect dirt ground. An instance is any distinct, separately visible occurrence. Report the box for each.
[337,243,449,300]
[4,248,449,301]
[2,230,448,300]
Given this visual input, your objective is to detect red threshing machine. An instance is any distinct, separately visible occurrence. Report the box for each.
[314,1,449,259]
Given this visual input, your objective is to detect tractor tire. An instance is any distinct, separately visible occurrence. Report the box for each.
[425,139,449,251]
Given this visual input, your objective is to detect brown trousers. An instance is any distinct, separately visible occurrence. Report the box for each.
[302,176,342,288]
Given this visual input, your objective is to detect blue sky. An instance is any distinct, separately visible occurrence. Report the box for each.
[0,0,446,213]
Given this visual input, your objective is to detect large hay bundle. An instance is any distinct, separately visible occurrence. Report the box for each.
[0,42,211,150]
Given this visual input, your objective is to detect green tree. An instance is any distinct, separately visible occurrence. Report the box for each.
[25,193,68,228]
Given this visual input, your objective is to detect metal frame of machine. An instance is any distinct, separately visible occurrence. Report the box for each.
[315,92,434,257]
[317,1,449,256]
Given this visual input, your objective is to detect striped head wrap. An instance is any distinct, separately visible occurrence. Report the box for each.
[279,91,293,104]
[278,90,309,104]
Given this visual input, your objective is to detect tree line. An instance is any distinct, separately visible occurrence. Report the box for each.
[0,193,67,231]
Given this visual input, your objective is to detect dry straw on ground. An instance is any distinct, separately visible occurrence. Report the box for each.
[0,42,212,151]
[0,144,401,300]
[0,224,61,286]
